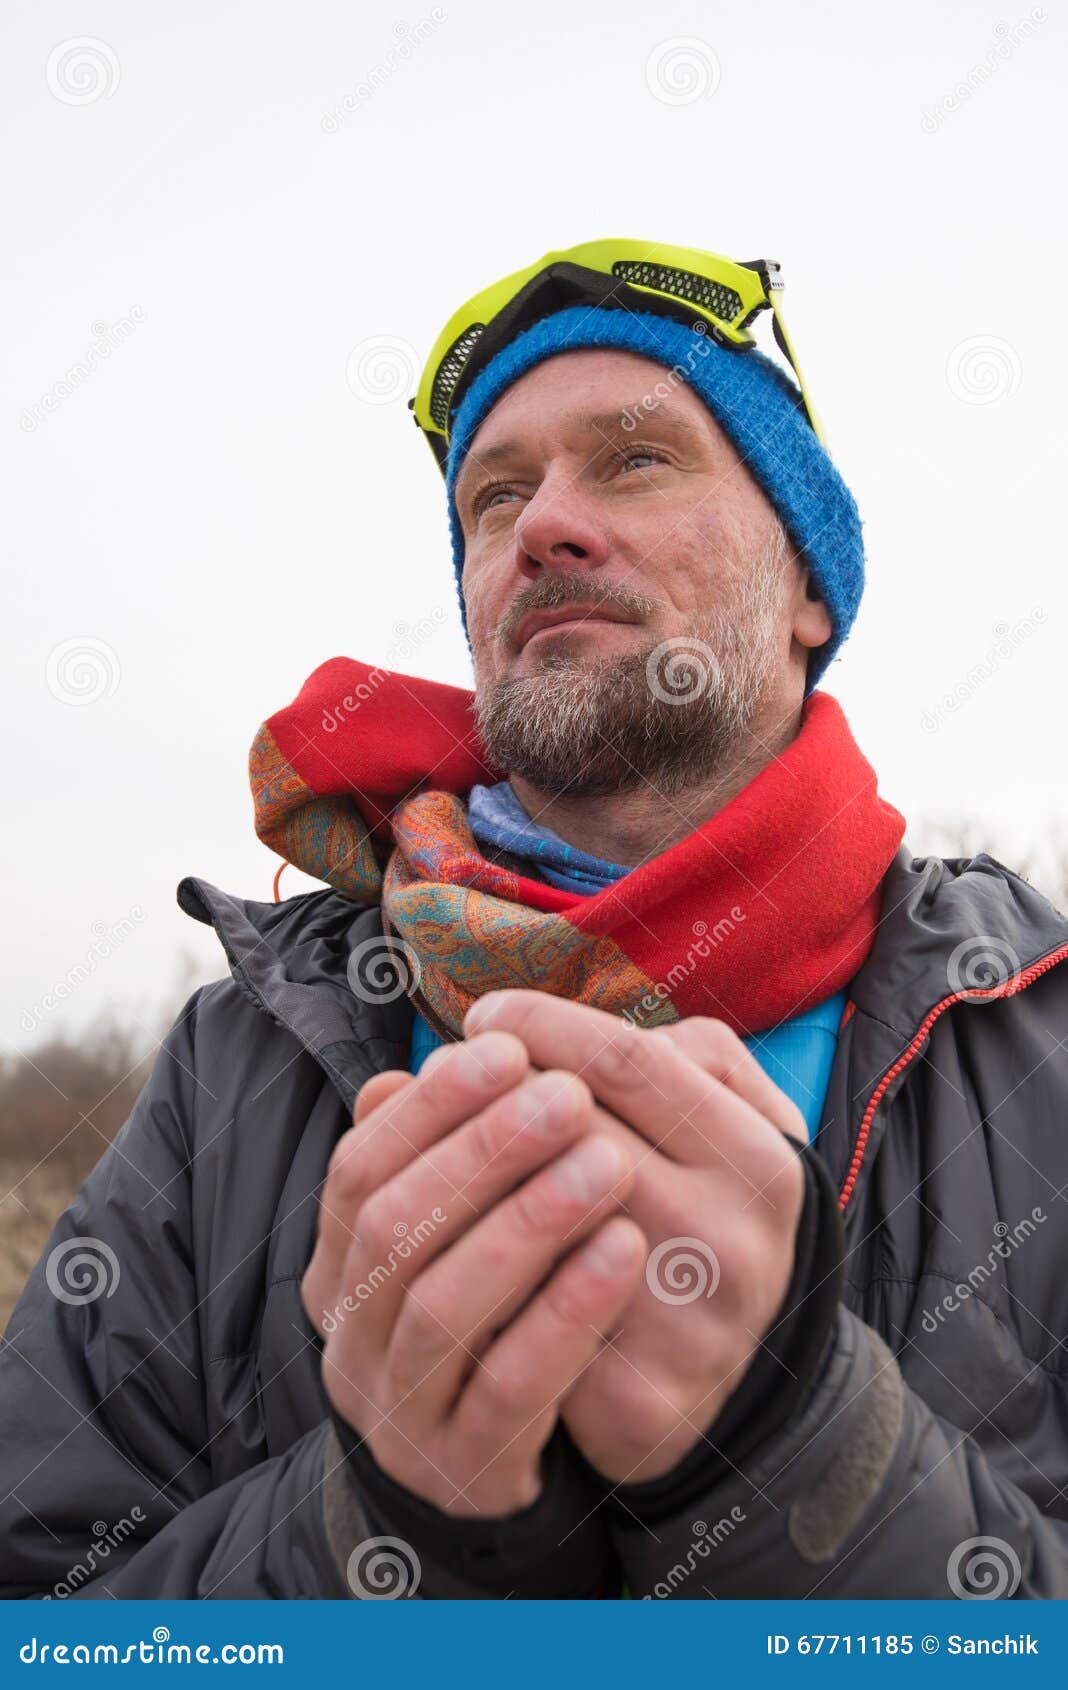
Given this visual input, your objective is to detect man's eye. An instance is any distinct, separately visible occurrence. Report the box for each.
[474,481,520,516]
[618,449,664,472]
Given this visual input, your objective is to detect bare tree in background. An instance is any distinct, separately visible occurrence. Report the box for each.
[0,953,211,1330]
[913,817,1068,915]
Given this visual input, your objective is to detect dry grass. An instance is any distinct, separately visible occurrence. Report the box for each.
[0,1024,154,1332]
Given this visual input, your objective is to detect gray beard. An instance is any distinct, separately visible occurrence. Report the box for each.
[473,538,786,800]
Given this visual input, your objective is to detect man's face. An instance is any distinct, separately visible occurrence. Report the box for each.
[454,347,830,797]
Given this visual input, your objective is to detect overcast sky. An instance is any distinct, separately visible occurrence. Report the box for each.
[3,0,1064,1054]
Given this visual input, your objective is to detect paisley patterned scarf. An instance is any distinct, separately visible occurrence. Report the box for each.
[250,657,904,1040]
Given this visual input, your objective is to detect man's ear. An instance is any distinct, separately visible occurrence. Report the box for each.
[794,571,833,650]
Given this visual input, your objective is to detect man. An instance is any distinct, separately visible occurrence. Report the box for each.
[3,240,1068,1600]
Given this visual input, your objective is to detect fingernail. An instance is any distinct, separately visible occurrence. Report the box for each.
[583,1222,639,1275]
[515,1072,580,1135]
[453,1032,520,1086]
[464,991,505,1033]
[552,1136,622,1202]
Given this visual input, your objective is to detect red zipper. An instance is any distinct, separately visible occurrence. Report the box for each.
[838,942,1068,1212]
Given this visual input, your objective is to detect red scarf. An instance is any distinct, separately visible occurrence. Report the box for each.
[250,657,905,1038]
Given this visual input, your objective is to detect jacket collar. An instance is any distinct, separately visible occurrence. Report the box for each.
[179,847,1068,1111]
[177,877,411,1110]
[848,846,1068,1037]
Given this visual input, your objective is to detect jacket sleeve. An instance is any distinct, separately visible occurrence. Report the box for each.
[603,1148,1068,1599]
[320,1414,621,1599]
[0,992,619,1600]
[0,992,358,1599]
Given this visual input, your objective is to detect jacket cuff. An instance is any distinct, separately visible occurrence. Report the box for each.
[602,1140,844,1524]
[607,1304,908,1597]
[322,1413,619,1598]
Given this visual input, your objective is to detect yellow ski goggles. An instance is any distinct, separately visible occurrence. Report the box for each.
[409,238,825,473]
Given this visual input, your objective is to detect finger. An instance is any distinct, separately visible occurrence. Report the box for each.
[386,1133,634,1427]
[304,1068,417,1335]
[334,1067,598,1351]
[447,1217,646,1502]
[354,1070,414,1124]
[650,1019,808,1145]
[464,990,770,1169]
[319,1030,530,1260]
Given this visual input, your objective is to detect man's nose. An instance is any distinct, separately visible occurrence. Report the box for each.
[512,477,612,579]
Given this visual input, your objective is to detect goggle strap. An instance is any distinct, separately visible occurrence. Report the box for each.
[769,294,827,444]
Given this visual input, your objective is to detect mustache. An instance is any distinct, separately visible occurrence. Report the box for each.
[498,572,659,646]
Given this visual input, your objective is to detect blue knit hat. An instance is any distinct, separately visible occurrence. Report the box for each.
[444,304,864,690]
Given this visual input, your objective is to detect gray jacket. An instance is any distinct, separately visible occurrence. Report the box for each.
[2,848,1068,1599]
